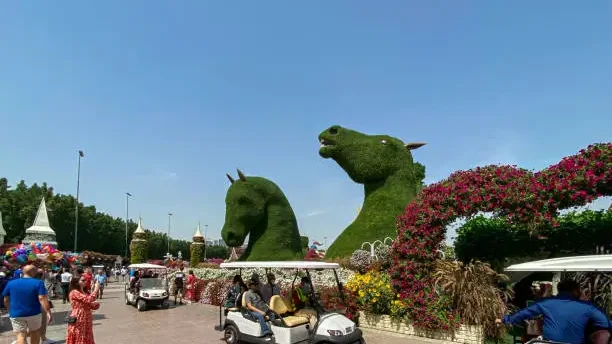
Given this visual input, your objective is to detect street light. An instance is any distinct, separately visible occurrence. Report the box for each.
[167,213,173,255]
[74,150,84,252]
[203,224,209,260]
[125,192,132,257]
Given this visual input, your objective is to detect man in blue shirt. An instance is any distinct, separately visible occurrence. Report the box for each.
[2,265,52,344]
[497,279,610,344]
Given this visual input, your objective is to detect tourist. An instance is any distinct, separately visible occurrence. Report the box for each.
[224,275,247,310]
[66,276,100,344]
[2,265,52,344]
[292,276,313,309]
[173,267,185,305]
[496,279,611,344]
[82,268,93,294]
[94,269,107,299]
[186,270,196,301]
[129,273,140,293]
[0,268,8,309]
[261,273,280,304]
[291,276,318,328]
[245,278,276,340]
[120,266,127,282]
[35,268,54,344]
[60,268,72,304]
[44,269,56,299]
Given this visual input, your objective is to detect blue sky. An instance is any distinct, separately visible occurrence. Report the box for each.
[1,1,610,246]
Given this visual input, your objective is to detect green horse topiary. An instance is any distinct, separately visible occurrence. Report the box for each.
[221,169,304,261]
[319,125,426,258]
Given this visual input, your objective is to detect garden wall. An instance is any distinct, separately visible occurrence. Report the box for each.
[358,312,484,344]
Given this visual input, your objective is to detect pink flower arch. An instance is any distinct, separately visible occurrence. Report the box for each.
[390,143,612,330]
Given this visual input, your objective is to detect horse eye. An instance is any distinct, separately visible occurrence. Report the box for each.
[237,197,251,205]
[381,139,387,144]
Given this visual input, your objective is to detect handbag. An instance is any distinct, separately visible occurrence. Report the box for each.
[65,315,77,324]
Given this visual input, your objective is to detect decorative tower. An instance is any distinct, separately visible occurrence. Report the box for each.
[129,218,148,264]
[0,211,6,245]
[190,223,205,267]
[22,198,57,247]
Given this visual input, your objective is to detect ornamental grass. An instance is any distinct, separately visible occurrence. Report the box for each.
[433,260,513,338]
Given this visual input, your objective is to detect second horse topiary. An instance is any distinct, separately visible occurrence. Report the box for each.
[319,125,426,258]
[221,169,304,261]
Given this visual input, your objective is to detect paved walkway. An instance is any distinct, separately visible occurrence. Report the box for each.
[0,282,426,344]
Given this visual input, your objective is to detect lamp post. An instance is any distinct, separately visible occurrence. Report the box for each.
[203,224,209,260]
[167,213,173,255]
[73,150,84,252]
[125,192,132,257]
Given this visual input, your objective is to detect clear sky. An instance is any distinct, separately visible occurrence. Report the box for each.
[1,1,610,246]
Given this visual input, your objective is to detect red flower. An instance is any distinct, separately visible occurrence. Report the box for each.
[390,143,612,330]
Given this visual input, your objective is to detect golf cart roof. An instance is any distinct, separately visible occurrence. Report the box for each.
[505,255,612,272]
[220,261,340,270]
[128,263,167,270]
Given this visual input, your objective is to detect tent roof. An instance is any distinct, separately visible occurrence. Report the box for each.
[505,255,612,272]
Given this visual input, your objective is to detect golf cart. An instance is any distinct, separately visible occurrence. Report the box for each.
[218,261,363,344]
[505,255,612,344]
[124,263,170,311]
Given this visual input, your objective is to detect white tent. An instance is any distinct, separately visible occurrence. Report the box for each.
[505,255,612,272]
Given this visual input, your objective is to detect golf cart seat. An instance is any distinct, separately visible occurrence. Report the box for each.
[269,295,310,327]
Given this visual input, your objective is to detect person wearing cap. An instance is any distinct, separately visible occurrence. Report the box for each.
[245,278,276,340]
[261,273,280,304]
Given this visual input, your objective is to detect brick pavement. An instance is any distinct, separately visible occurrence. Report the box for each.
[0,282,426,344]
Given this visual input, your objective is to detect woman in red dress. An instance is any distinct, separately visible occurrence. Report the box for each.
[66,276,101,344]
[186,270,196,301]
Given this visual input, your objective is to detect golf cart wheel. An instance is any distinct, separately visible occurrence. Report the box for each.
[124,295,130,305]
[137,299,147,312]
[224,324,239,344]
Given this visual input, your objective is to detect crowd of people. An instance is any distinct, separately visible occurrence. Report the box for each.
[0,264,117,344]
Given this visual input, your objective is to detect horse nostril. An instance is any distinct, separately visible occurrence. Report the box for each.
[328,126,338,135]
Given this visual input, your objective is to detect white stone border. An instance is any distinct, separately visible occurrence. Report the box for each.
[358,312,484,344]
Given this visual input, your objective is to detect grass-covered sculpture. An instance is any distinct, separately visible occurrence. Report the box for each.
[130,218,148,264]
[319,125,426,258]
[221,169,304,261]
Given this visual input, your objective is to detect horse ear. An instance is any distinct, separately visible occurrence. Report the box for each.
[405,142,426,150]
[237,169,247,182]
[226,174,235,184]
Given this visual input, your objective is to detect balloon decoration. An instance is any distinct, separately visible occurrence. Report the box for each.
[2,243,81,267]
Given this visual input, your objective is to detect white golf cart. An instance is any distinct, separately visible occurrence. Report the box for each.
[505,255,612,344]
[124,263,170,312]
[505,254,612,294]
[218,261,364,344]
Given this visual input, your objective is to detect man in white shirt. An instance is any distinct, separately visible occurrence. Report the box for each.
[60,268,72,304]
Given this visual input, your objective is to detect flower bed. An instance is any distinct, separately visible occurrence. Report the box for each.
[168,267,355,308]
[391,143,612,330]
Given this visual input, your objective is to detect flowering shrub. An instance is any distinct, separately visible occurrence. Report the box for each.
[391,143,612,330]
[350,250,372,273]
[319,286,360,322]
[169,267,354,289]
[346,271,395,315]
[200,279,233,306]
[374,244,392,269]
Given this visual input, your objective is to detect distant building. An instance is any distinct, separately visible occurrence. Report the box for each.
[205,238,228,247]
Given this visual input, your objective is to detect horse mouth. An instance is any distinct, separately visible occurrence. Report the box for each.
[319,138,336,157]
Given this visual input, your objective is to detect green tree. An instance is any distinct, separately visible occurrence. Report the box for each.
[455,209,612,270]
[0,178,190,259]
